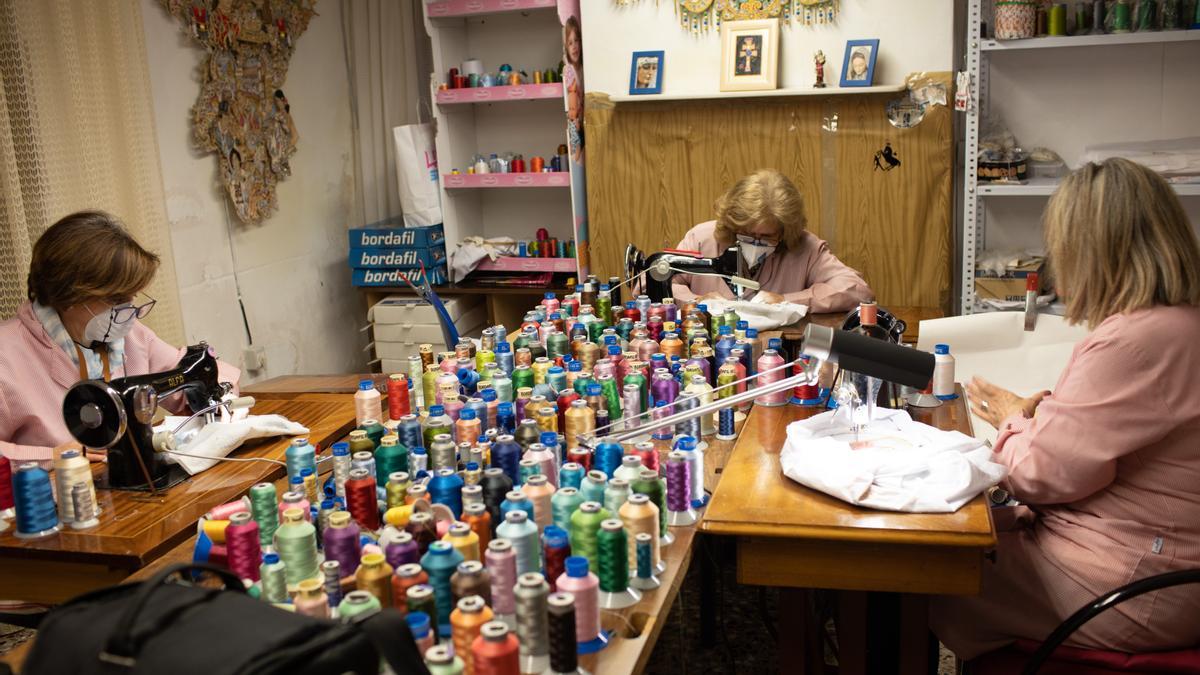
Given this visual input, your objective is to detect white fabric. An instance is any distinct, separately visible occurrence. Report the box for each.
[1081,137,1200,178]
[160,414,309,475]
[697,295,808,331]
[779,407,1007,513]
[449,236,519,281]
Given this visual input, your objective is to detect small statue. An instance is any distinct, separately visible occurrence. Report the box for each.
[813,50,827,88]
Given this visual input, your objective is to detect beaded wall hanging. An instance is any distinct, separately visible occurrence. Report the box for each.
[158,0,316,224]
[614,0,837,35]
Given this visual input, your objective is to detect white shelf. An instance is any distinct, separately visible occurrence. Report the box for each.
[607,83,907,104]
[982,30,1200,51]
[979,177,1200,197]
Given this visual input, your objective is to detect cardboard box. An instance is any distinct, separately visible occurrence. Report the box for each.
[348,245,447,269]
[975,277,1033,303]
[368,295,481,325]
[348,224,445,249]
[371,304,487,343]
[352,266,449,287]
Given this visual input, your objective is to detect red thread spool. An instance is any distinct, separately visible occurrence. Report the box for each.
[473,621,521,675]
[630,441,660,473]
[543,534,570,592]
[387,374,410,420]
[536,227,549,242]
[345,469,380,531]
[621,305,641,322]
[0,456,14,511]
[566,446,592,471]
[557,390,580,431]
[793,357,820,402]
[512,157,526,173]
[546,237,558,259]
[454,75,466,89]
[225,512,262,581]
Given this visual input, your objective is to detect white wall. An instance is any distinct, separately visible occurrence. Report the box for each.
[141,0,365,383]
[580,0,955,97]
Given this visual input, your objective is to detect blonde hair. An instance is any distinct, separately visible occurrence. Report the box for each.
[1044,158,1200,328]
[713,169,807,250]
[27,210,159,310]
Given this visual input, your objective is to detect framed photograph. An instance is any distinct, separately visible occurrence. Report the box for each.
[840,39,880,87]
[629,50,664,95]
[719,19,780,92]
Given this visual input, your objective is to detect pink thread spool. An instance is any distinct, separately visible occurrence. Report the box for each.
[207,496,250,521]
[224,511,261,582]
[555,555,601,644]
[485,539,518,619]
[754,349,789,407]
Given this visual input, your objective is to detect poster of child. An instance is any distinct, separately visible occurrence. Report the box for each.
[736,34,762,75]
[564,15,584,164]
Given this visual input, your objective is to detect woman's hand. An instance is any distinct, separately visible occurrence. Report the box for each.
[966,377,1050,429]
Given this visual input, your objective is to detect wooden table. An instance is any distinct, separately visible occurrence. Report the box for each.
[0,398,356,604]
[244,374,379,399]
[702,387,995,674]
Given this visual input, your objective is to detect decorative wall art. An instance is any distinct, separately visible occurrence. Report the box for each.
[613,0,837,36]
[159,0,317,224]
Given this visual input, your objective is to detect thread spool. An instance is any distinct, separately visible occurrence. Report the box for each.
[523,443,558,488]
[391,563,428,615]
[260,553,289,603]
[385,529,420,568]
[520,474,555,531]
[755,349,789,406]
[444,521,482,561]
[580,471,607,504]
[345,468,380,531]
[386,472,411,509]
[462,503,492,551]
[225,511,262,581]
[613,455,643,483]
[450,560,492,607]
[630,533,661,591]
[451,595,494,675]
[514,573,551,674]
[472,621,521,675]
[559,463,585,491]
[291,577,329,619]
[664,451,697,526]
[675,435,708,511]
[0,457,13,519]
[631,440,659,473]
[550,486,584,533]
[555,555,602,645]
[278,490,310,524]
[546,592,580,674]
[276,507,320,587]
[495,511,540,575]
[53,450,97,525]
[603,478,631,515]
[480,467,514,530]
[596,519,641,609]
[672,394,701,441]
[518,458,541,485]
[568,501,609,572]
[12,463,59,538]
[375,435,408,487]
[324,510,363,574]
[421,540,466,636]
[408,511,438,554]
[593,441,623,479]
[486,539,519,622]
[490,435,522,486]
[355,551,395,607]
[619,493,660,573]
[285,437,317,486]
[407,584,438,623]
[322,559,343,608]
[68,482,99,530]
[430,468,466,519]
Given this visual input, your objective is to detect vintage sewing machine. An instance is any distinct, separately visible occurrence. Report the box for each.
[62,343,234,491]
[624,244,759,303]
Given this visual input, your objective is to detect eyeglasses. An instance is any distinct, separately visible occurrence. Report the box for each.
[110,296,157,324]
[736,233,781,247]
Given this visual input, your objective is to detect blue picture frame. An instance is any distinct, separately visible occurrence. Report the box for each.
[839,39,880,87]
[629,50,665,95]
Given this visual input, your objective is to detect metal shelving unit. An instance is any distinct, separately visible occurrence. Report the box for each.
[960,1,1200,314]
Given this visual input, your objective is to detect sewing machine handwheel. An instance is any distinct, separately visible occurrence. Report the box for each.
[62,381,127,449]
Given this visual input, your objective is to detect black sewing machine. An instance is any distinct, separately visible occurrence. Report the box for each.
[625,244,759,303]
[62,343,232,491]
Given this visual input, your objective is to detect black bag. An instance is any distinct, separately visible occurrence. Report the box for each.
[21,563,429,675]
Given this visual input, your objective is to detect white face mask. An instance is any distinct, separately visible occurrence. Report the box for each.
[738,239,777,272]
[82,306,135,347]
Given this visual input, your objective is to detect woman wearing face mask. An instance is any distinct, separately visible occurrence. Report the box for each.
[0,211,240,463]
[671,169,872,312]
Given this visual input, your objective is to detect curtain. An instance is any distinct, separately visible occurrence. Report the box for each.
[341,0,432,227]
[0,0,183,344]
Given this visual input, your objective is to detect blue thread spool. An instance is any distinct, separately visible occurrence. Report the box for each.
[547,366,567,394]
[495,341,514,376]
[496,402,516,434]
[285,437,316,485]
[717,407,737,441]
[13,463,60,538]
[560,462,585,490]
[500,490,534,521]
[428,468,465,519]
[464,397,488,426]
[491,435,522,485]
[594,441,623,479]
[397,415,422,450]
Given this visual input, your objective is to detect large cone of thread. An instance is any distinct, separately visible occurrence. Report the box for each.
[596,519,642,610]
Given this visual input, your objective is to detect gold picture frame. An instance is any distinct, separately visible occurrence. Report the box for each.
[719,19,780,92]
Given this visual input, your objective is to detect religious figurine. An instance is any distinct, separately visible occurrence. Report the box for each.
[813,50,827,88]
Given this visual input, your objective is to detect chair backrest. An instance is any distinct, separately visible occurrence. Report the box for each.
[1023,569,1200,675]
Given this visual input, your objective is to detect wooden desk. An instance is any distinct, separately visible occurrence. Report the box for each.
[244,374,377,399]
[703,388,994,594]
[0,398,356,604]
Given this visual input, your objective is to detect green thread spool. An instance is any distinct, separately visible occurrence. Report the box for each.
[1111,0,1132,31]
[598,375,622,423]
[580,471,607,504]
[360,419,387,448]
[425,644,465,675]
[338,590,382,619]
[249,482,279,548]
[275,507,320,586]
[387,472,411,509]
[519,458,542,484]
[636,533,654,579]
[348,429,375,455]
[475,348,495,372]
[1134,0,1155,29]
[1047,3,1067,34]
[603,478,631,515]
[546,332,570,360]
[407,583,438,621]
[374,435,409,485]
[260,553,288,603]
[568,501,609,572]
[551,487,584,532]
[596,519,629,592]
[631,469,668,538]
[512,365,534,391]
[573,375,596,397]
